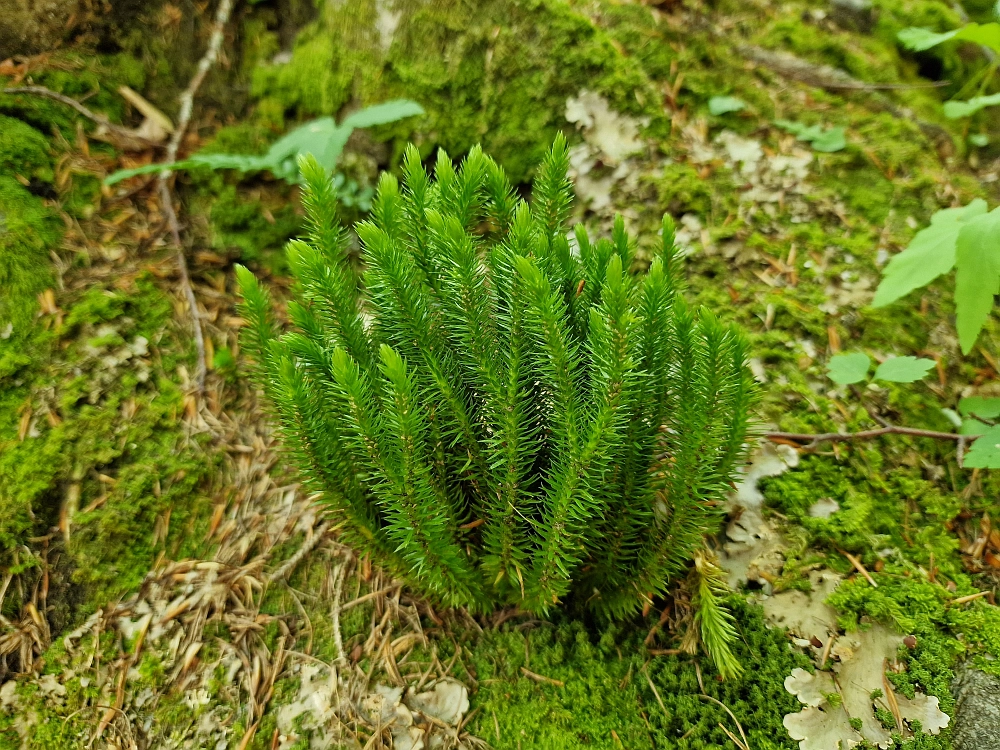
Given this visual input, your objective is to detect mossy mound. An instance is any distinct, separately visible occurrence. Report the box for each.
[252,0,661,182]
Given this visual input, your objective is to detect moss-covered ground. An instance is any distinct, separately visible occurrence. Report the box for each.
[3,0,1000,747]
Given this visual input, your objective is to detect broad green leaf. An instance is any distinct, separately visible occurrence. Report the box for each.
[826,352,871,384]
[873,200,988,307]
[263,100,424,176]
[899,22,1000,54]
[774,119,805,137]
[188,152,270,172]
[960,418,991,436]
[963,424,1000,468]
[873,356,935,382]
[898,27,962,51]
[810,126,846,153]
[958,395,1000,419]
[943,93,1000,119]
[263,117,341,171]
[339,99,425,130]
[955,207,1000,354]
[970,133,991,147]
[708,96,746,115]
[104,159,201,186]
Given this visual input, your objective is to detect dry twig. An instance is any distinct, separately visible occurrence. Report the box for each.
[269,520,331,583]
[766,425,968,449]
[842,550,878,587]
[519,667,564,687]
[1,85,162,151]
[158,0,235,393]
[738,45,947,91]
[698,694,750,750]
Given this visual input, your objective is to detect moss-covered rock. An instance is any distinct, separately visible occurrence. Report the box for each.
[252,0,660,183]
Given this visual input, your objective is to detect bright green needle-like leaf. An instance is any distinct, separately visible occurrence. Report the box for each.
[873,356,935,383]
[826,353,871,385]
[955,207,1000,354]
[873,200,988,307]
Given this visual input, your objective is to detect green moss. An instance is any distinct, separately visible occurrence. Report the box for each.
[0,116,52,181]
[206,184,300,263]
[466,599,809,748]
[654,161,726,217]
[0,54,144,137]
[761,450,961,571]
[0,176,58,370]
[252,0,660,182]
[0,271,219,612]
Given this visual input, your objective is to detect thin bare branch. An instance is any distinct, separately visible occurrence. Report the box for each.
[158,0,235,393]
[765,425,968,449]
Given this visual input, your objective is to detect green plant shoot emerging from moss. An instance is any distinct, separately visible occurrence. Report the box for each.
[237,137,754,675]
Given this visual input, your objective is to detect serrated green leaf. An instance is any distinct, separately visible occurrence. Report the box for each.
[958,396,1000,419]
[708,96,746,115]
[873,200,988,307]
[899,22,1000,54]
[873,356,935,382]
[826,352,871,384]
[960,418,991,436]
[963,424,1000,468]
[955,207,1000,354]
[944,93,1000,119]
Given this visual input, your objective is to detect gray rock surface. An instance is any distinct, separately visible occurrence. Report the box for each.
[952,665,1000,750]
[0,0,77,57]
[829,0,876,34]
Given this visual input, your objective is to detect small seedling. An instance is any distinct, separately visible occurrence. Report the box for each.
[899,23,1000,119]
[952,396,1000,467]
[873,199,1000,354]
[774,120,846,152]
[104,99,424,186]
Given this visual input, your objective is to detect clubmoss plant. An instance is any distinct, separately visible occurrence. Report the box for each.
[237,136,754,673]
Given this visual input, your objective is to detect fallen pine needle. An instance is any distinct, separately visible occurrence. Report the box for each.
[951,590,990,605]
[340,584,401,612]
[520,667,564,687]
[642,666,669,720]
[842,550,878,587]
[699,694,750,750]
